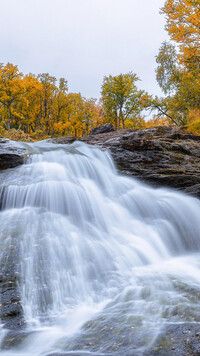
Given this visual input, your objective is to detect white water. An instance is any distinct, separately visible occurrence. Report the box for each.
[0,141,200,355]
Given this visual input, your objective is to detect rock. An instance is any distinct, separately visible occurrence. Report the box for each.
[0,138,26,170]
[108,127,200,198]
[0,302,22,318]
[0,154,24,170]
[143,323,200,356]
[0,231,24,331]
[50,136,77,144]
[90,123,114,135]
[50,126,200,198]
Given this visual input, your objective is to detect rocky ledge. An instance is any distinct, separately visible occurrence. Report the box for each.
[53,126,200,198]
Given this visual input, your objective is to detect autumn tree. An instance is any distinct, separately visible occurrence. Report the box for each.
[153,0,200,128]
[51,78,69,135]
[101,73,144,130]
[16,74,43,133]
[153,43,188,125]
[162,0,200,70]
[0,63,26,131]
[37,73,57,135]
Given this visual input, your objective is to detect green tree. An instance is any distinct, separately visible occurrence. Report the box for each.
[154,39,200,126]
[156,42,180,95]
[101,72,144,130]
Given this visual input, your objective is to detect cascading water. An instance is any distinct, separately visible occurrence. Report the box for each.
[0,140,200,356]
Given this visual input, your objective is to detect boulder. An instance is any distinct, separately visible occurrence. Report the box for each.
[90,123,114,135]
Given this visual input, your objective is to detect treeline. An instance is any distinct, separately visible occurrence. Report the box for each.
[0,64,160,140]
[0,0,199,140]
[0,65,104,139]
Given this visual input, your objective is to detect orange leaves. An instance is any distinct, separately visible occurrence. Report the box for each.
[162,0,200,67]
[187,109,200,134]
[145,116,170,128]
[155,1,200,126]
[0,63,27,131]
[0,62,104,139]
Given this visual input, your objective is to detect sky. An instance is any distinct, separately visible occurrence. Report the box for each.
[0,0,168,99]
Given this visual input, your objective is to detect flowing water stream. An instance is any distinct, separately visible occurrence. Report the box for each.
[0,141,200,355]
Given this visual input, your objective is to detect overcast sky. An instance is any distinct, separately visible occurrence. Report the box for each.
[0,0,168,99]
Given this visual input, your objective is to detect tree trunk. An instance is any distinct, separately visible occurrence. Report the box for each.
[115,115,118,130]
[7,106,11,132]
[119,107,123,129]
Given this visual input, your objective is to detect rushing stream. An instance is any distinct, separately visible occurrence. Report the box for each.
[0,140,200,355]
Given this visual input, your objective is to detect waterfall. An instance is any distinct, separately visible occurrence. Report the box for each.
[0,140,200,355]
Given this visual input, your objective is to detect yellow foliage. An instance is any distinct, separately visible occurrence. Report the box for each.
[187,109,200,134]
[2,129,33,142]
[0,62,105,140]
[145,117,170,128]
[125,116,146,129]
[162,0,200,68]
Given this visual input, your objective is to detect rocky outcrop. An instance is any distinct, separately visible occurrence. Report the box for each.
[80,126,200,198]
[0,138,25,170]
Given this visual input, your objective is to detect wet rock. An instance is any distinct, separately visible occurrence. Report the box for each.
[0,153,24,170]
[0,138,26,170]
[0,238,24,331]
[0,283,24,330]
[50,136,77,144]
[80,126,200,197]
[108,127,200,197]
[1,329,29,349]
[0,302,22,318]
[144,323,200,356]
[90,123,114,135]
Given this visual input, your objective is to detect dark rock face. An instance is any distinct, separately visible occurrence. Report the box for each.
[108,127,200,198]
[90,123,114,135]
[0,154,24,170]
[110,127,200,197]
[0,138,25,170]
[0,138,26,332]
[0,242,24,331]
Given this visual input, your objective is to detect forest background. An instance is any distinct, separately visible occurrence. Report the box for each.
[0,0,199,141]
